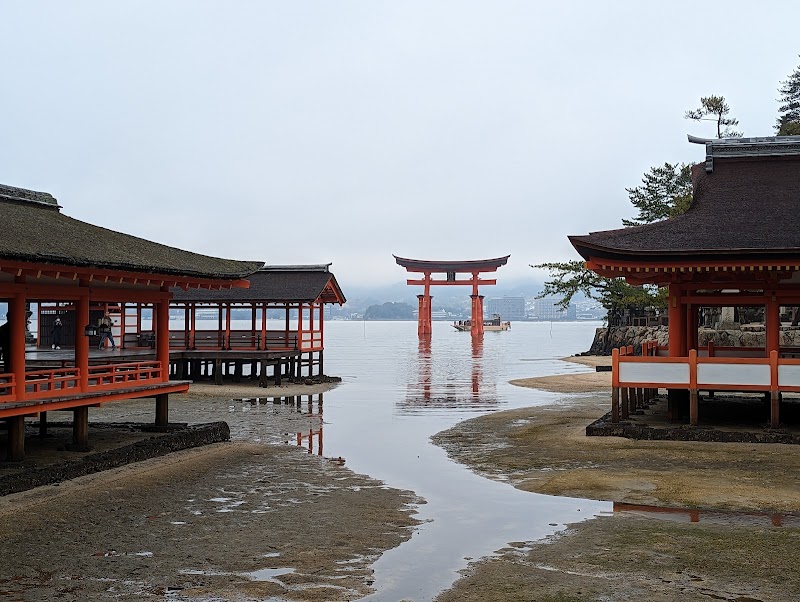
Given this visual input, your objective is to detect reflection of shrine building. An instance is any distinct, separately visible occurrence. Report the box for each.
[283,393,324,456]
[613,502,791,527]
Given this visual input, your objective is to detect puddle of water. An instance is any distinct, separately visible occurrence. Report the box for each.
[319,321,611,601]
[164,320,609,600]
[245,567,295,582]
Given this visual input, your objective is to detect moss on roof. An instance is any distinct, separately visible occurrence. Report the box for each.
[571,154,800,262]
[0,185,263,279]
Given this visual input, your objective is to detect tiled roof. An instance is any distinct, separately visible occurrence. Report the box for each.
[570,137,800,262]
[171,266,346,304]
[0,184,263,279]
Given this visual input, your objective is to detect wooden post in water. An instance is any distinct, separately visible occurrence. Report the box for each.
[7,417,25,461]
[73,407,89,448]
[214,359,222,385]
[156,393,169,427]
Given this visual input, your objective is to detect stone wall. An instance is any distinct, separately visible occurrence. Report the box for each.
[587,325,800,355]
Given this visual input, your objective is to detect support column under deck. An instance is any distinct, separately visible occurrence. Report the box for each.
[156,393,169,427]
[6,416,25,462]
[667,283,689,421]
[72,406,89,450]
[156,294,170,383]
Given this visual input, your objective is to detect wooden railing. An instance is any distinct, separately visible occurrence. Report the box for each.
[0,361,164,402]
[0,373,16,401]
[613,346,800,427]
[300,331,323,351]
[25,367,80,399]
[87,361,162,390]
[163,329,300,351]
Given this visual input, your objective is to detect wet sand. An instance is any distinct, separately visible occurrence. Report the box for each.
[432,357,800,601]
[0,380,422,601]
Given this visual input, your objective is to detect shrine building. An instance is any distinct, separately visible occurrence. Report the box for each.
[168,264,346,381]
[0,184,262,460]
[570,135,800,429]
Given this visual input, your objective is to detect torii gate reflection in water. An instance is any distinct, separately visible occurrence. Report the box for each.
[394,255,510,337]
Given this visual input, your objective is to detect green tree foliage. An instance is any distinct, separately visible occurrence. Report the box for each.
[685,95,742,138]
[364,301,415,320]
[537,95,743,323]
[532,260,666,325]
[777,56,800,136]
[622,162,693,227]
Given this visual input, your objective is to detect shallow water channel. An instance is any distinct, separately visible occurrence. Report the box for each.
[304,320,612,601]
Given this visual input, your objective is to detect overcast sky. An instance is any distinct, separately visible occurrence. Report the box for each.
[1,2,798,292]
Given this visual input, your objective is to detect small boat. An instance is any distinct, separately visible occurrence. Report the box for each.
[452,314,511,332]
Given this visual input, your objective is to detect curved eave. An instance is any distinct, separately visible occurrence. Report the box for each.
[393,254,510,272]
[0,258,255,290]
[569,236,800,264]
[0,253,264,281]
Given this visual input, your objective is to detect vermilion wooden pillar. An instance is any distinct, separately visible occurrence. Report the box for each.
[766,293,781,355]
[9,291,26,401]
[225,303,232,349]
[76,288,90,392]
[190,303,196,349]
[667,283,688,421]
[417,294,432,337]
[156,295,170,382]
[417,272,433,337]
[686,304,698,353]
[470,294,484,336]
[261,304,267,350]
[668,283,686,357]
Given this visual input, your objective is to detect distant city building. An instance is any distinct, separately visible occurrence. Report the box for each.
[533,297,577,321]
[486,296,526,321]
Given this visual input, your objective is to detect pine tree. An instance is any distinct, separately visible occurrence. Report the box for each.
[622,163,693,227]
[776,57,800,136]
[685,95,742,138]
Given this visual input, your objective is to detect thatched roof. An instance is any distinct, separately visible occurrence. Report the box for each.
[0,184,263,279]
[570,136,800,263]
[171,265,346,304]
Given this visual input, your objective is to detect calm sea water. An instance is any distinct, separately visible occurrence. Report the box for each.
[317,320,611,601]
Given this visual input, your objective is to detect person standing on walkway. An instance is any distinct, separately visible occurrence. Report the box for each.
[98,313,116,350]
[51,317,63,349]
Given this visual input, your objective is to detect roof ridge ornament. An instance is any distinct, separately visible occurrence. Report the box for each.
[687,134,800,173]
[0,183,61,209]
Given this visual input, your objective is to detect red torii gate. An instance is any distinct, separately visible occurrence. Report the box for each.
[394,255,510,337]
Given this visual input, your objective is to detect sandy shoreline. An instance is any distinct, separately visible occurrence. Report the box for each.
[509,354,611,393]
[433,357,800,601]
[6,361,800,601]
[0,380,421,601]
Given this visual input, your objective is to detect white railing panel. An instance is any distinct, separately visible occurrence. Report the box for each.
[779,364,800,387]
[697,363,770,387]
[619,362,689,385]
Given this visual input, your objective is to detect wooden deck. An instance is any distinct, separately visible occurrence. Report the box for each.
[0,380,190,419]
